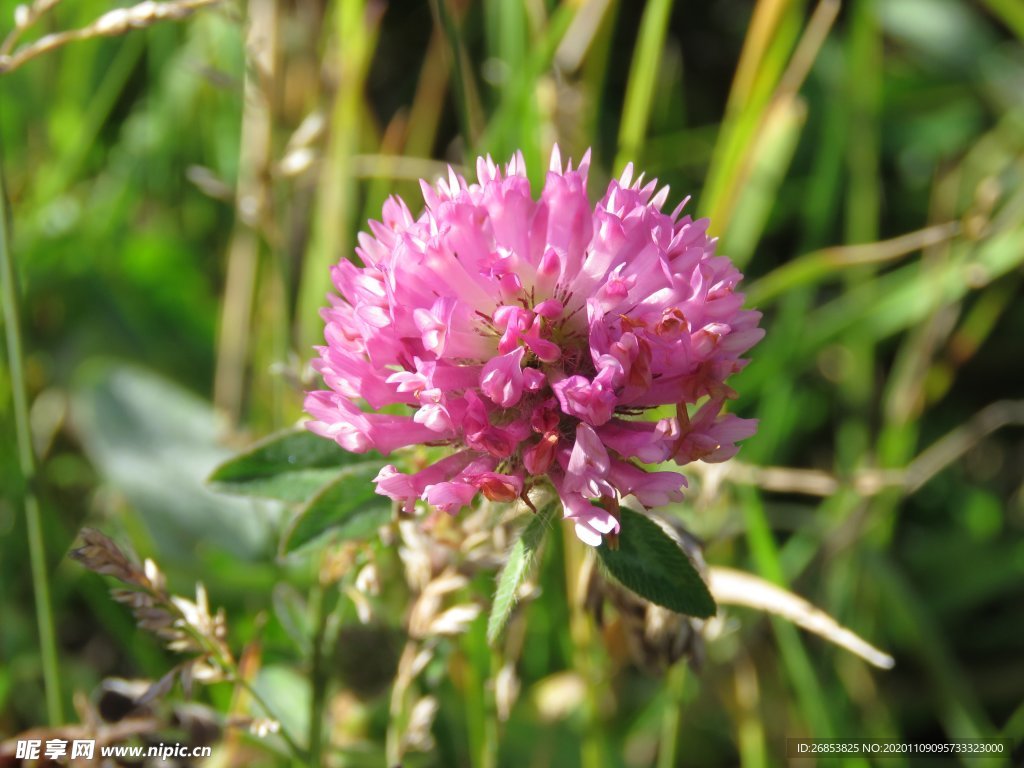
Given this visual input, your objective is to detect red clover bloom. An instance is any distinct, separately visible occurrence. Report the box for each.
[305,148,763,546]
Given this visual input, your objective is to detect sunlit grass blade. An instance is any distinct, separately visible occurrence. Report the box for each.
[479,2,575,164]
[709,567,895,668]
[700,0,805,224]
[798,224,1024,355]
[717,95,805,266]
[615,0,675,171]
[738,487,835,737]
[702,0,837,238]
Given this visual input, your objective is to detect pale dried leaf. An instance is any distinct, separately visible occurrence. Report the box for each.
[494,663,519,722]
[428,603,481,637]
[708,566,895,669]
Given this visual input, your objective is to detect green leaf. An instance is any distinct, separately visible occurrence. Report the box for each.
[487,504,555,646]
[71,363,273,560]
[251,666,311,749]
[597,507,716,618]
[281,463,392,554]
[208,428,375,502]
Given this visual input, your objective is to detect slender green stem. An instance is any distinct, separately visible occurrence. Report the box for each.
[481,646,501,768]
[657,662,688,768]
[563,530,604,768]
[463,642,493,768]
[0,149,63,725]
[466,630,500,768]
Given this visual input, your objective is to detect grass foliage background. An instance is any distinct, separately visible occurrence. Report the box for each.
[1,0,1023,765]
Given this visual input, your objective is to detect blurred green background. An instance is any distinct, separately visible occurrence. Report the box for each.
[1,0,1023,765]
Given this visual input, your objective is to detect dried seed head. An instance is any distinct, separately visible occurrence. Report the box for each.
[72,529,233,678]
[402,696,439,753]
[70,528,141,585]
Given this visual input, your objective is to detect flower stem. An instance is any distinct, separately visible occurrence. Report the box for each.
[563,529,604,768]
[482,645,502,768]
[656,662,688,768]
[465,632,500,768]
[0,153,63,725]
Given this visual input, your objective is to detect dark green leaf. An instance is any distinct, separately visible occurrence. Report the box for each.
[281,463,392,554]
[208,428,375,503]
[597,507,716,618]
[487,504,556,646]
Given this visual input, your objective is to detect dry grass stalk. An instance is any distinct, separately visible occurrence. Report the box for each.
[212,0,278,425]
[708,567,895,669]
[691,398,1024,501]
[0,0,221,74]
[2,0,62,58]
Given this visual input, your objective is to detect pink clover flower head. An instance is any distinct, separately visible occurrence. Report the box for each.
[306,147,764,546]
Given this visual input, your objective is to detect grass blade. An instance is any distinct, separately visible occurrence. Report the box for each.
[615,0,675,170]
